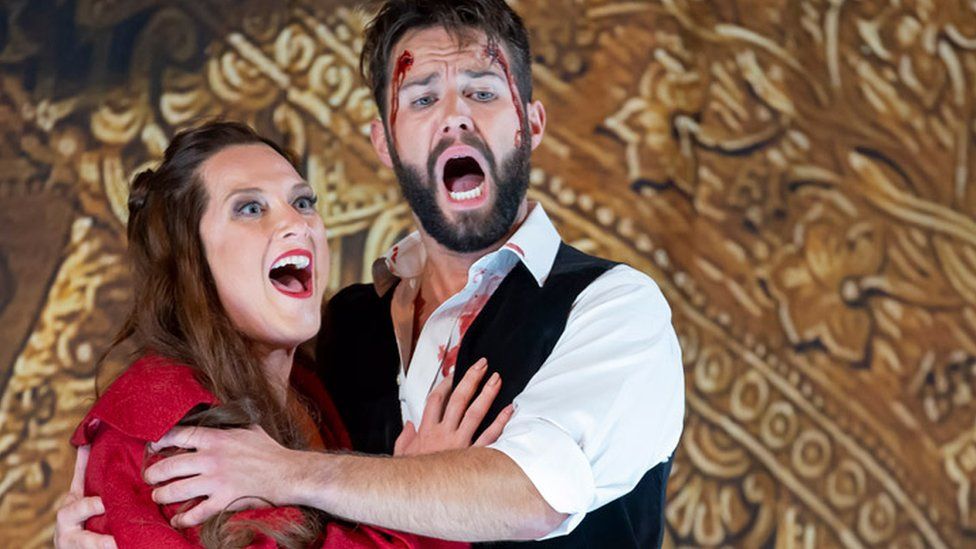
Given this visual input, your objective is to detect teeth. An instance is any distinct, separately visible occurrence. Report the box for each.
[271,255,310,270]
[449,185,483,201]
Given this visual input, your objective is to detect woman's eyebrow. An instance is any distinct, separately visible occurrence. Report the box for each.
[290,182,313,194]
[223,187,263,203]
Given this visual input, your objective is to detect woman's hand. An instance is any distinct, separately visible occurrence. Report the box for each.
[394,358,514,457]
[54,445,118,549]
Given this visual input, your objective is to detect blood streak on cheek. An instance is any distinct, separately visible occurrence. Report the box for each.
[389,50,414,145]
[485,43,526,147]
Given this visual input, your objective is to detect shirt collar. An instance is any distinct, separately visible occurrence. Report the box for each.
[500,203,561,286]
[371,202,562,295]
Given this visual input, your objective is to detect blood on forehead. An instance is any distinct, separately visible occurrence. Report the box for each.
[484,40,527,147]
[388,49,415,146]
[385,39,528,149]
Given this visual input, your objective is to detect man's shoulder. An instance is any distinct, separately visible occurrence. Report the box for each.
[550,243,618,275]
[599,263,664,288]
[553,244,660,291]
[576,263,671,317]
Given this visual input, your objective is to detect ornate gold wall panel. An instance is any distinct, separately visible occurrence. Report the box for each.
[0,1,973,546]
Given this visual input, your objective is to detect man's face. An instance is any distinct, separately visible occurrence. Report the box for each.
[371,26,546,253]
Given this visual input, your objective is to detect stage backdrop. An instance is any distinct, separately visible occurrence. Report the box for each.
[1,0,974,546]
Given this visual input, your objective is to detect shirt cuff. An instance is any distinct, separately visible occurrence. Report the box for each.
[488,417,595,539]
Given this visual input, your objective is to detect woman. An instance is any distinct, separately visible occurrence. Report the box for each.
[65,121,505,548]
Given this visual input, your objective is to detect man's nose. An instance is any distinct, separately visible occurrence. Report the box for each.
[440,95,474,137]
[442,115,472,135]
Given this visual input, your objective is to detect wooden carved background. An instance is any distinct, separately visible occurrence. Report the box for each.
[0,0,973,546]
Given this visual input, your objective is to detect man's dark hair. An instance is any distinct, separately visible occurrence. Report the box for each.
[360,0,533,120]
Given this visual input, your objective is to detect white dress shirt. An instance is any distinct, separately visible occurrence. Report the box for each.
[373,203,685,539]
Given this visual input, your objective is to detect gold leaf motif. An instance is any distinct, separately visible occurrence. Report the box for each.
[2,1,975,546]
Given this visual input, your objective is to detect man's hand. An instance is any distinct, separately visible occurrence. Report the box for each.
[54,445,117,549]
[144,425,295,528]
[394,358,513,456]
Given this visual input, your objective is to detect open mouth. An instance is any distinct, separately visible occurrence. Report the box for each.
[268,250,313,298]
[442,155,486,203]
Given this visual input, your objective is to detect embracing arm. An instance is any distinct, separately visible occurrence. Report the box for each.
[289,447,565,541]
[150,435,563,542]
[147,361,561,542]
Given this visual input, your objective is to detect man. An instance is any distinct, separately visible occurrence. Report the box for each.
[57,1,684,546]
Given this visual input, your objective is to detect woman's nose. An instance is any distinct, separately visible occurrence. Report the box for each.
[275,207,310,240]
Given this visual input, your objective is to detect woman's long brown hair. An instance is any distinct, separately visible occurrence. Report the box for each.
[100,121,324,548]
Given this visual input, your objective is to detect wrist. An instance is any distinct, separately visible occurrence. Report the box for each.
[274,448,312,505]
[279,449,338,509]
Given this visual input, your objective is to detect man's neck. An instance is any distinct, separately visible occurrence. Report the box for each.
[416,200,529,309]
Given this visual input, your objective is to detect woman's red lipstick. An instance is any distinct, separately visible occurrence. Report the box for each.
[268,249,314,298]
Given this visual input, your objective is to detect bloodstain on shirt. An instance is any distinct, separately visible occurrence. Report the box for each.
[437,275,503,377]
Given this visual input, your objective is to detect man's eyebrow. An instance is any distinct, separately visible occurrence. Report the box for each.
[462,69,506,81]
[399,72,439,91]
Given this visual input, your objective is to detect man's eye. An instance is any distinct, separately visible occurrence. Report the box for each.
[471,90,496,102]
[294,195,318,211]
[412,95,436,107]
[237,201,263,216]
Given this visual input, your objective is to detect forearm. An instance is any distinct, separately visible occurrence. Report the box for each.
[284,447,567,542]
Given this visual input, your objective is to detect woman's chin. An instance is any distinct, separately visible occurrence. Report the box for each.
[245,320,321,352]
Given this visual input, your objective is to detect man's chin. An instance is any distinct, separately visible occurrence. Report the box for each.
[432,221,514,253]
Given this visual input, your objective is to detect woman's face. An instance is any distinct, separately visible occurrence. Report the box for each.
[198,144,329,349]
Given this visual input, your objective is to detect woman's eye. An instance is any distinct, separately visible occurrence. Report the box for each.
[472,90,496,102]
[413,95,435,108]
[294,195,318,211]
[237,201,263,216]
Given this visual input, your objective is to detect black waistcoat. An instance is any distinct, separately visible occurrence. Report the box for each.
[316,243,673,548]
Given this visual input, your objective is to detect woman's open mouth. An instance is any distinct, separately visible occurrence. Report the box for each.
[268,249,313,298]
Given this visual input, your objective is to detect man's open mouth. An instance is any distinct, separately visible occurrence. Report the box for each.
[441,154,487,203]
[268,250,313,298]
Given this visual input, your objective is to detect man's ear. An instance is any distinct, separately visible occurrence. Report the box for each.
[370,118,394,168]
[526,100,547,151]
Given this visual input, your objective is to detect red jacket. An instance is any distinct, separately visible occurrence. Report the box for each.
[71,354,464,549]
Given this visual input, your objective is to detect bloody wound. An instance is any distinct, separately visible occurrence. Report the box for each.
[389,50,415,145]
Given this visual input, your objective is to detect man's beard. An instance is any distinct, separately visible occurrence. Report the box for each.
[390,133,530,253]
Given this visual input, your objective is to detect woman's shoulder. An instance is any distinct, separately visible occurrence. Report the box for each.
[71,354,217,446]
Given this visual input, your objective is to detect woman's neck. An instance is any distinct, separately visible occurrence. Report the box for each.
[253,345,296,404]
